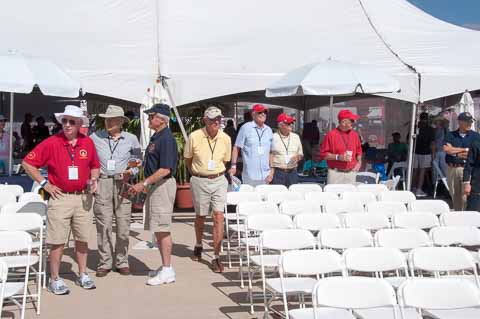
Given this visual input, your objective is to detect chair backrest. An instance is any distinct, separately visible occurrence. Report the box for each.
[16,201,48,217]
[266,191,303,205]
[0,192,17,208]
[366,201,407,217]
[410,247,477,273]
[0,213,44,231]
[399,278,480,309]
[289,183,322,196]
[320,228,373,249]
[261,229,315,251]
[281,249,344,276]
[440,211,480,227]
[375,228,431,250]
[255,184,288,199]
[409,200,450,215]
[0,202,25,214]
[239,184,255,192]
[18,192,43,203]
[0,184,24,197]
[340,191,377,206]
[378,191,416,204]
[324,184,357,195]
[324,200,364,214]
[294,213,341,231]
[429,226,480,246]
[237,201,278,216]
[343,247,407,273]
[246,214,293,232]
[356,172,380,184]
[388,161,407,179]
[392,212,439,229]
[0,230,32,253]
[304,192,339,210]
[314,277,397,309]
[279,200,321,216]
[342,213,390,231]
[357,183,389,196]
[226,192,262,205]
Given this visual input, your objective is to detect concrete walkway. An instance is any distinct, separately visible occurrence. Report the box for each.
[2,212,260,319]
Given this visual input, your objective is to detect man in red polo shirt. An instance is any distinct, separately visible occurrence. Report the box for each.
[22,105,100,295]
[319,109,362,184]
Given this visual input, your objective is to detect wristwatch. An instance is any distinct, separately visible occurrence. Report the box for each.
[143,180,149,188]
[39,179,48,188]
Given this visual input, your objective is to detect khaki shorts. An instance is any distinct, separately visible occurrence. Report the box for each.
[145,177,176,232]
[413,154,432,169]
[46,193,94,245]
[191,175,228,216]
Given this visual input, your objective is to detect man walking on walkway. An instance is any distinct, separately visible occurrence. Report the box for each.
[185,106,231,273]
[90,105,141,277]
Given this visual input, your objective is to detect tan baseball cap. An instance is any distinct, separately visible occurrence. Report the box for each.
[204,106,223,119]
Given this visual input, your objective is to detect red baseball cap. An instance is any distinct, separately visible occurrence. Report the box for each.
[277,113,295,124]
[252,104,268,113]
[338,109,360,121]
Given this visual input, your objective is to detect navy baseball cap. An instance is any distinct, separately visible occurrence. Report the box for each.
[458,112,475,123]
[143,103,170,117]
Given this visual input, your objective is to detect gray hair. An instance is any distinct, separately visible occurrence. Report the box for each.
[158,113,170,126]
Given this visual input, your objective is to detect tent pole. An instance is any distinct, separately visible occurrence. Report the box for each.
[162,78,188,142]
[329,96,334,130]
[9,92,13,176]
[234,102,238,129]
[406,103,417,190]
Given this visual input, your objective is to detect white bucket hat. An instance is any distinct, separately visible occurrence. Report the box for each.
[54,105,89,126]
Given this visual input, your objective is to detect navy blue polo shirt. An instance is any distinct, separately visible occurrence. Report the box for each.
[144,127,178,178]
[444,129,480,165]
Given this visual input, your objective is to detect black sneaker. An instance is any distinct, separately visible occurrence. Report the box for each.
[191,246,203,261]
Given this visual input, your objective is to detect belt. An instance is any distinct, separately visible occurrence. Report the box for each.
[100,174,118,179]
[63,190,87,195]
[275,167,297,173]
[331,168,354,173]
[192,171,225,179]
[447,163,464,168]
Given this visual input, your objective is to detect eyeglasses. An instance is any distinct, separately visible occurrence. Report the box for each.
[61,118,77,126]
[206,116,222,123]
[148,113,157,120]
[256,111,267,115]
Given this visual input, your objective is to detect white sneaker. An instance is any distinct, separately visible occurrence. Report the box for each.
[148,267,161,278]
[146,268,176,286]
[416,189,427,197]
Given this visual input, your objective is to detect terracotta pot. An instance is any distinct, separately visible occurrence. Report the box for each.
[175,183,193,208]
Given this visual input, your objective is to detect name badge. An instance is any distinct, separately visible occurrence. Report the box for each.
[258,146,265,155]
[68,166,79,180]
[107,159,116,171]
[207,160,216,171]
[284,155,291,165]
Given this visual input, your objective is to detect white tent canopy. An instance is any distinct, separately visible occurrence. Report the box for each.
[1,0,480,106]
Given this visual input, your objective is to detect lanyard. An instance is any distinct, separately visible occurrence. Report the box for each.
[254,127,266,146]
[108,137,121,159]
[206,135,217,160]
[65,144,76,165]
[338,129,350,150]
[279,134,291,155]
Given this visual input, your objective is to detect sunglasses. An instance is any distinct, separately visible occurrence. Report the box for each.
[256,111,267,115]
[61,118,77,126]
[206,116,222,123]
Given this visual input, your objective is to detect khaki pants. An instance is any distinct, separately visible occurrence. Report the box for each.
[93,178,132,269]
[447,166,466,211]
[327,169,357,184]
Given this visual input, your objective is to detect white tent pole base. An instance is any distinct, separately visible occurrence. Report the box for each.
[9,92,13,176]
[406,103,417,191]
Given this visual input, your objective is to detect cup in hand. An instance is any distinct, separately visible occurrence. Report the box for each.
[345,150,353,162]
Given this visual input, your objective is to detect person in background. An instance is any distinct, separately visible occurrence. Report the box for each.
[185,106,231,273]
[444,112,480,210]
[270,113,303,187]
[386,132,408,175]
[0,115,9,174]
[51,115,62,135]
[230,104,273,186]
[33,116,50,145]
[236,111,252,133]
[463,136,480,211]
[319,109,362,184]
[224,119,237,148]
[432,115,449,180]
[21,112,34,151]
[412,112,435,197]
[13,131,22,156]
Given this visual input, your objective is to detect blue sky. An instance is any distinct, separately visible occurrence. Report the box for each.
[407,0,480,30]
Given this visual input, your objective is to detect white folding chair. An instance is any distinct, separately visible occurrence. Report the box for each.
[324,184,357,195]
[0,231,32,319]
[398,278,480,319]
[366,201,407,218]
[432,160,450,199]
[0,185,24,198]
[375,229,431,252]
[0,259,27,319]
[0,193,17,209]
[409,247,479,286]
[255,184,288,200]
[392,213,439,230]
[0,203,25,215]
[239,184,255,192]
[388,161,407,190]
[340,191,377,206]
[429,226,480,247]
[289,184,322,198]
[294,213,341,232]
[0,213,44,314]
[343,247,409,289]
[319,228,373,250]
[258,230,316,317]
[280,200,321,217]
[378,191,416,205]
[342,213,390,231]
[409,200,450,216]
[440,211,480,227]
[278,249,345,319]
[266,192,304,205]
[304,192,339,212]
[356,171,380,184]
[18,192,43,203]
[357,183,389,197]
[224,192,262,268]
[323,200,364,214]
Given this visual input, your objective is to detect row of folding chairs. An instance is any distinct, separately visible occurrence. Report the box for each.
[239,183,388,195]
[0,190,45,214]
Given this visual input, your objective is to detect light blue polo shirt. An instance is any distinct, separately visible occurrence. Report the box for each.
[235,121,273,183]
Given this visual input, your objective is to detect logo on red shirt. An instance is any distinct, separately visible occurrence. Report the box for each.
[79,149,88,159]
[26,151,36,159]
